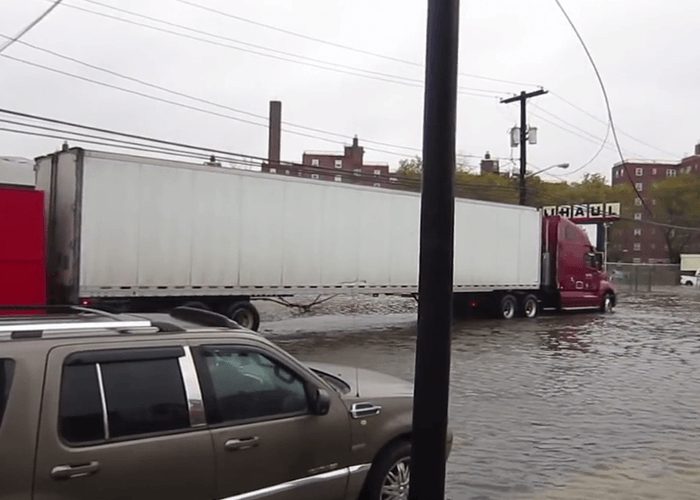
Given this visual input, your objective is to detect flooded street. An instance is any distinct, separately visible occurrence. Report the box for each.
[262,291,700,499]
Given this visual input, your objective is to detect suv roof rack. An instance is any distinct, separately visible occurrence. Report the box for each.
[0,304,154,339]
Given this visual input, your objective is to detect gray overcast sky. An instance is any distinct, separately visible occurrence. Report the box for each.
[1,0,698,181]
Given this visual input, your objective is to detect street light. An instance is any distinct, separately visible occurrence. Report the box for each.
[526,163,570,178]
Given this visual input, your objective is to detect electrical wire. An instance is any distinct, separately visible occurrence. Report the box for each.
[618,217,700,233]
[0,53,429,158]
[174,0,541,88]
[0,34,423,154]
[551,91,677,158]
[52,0,502,99]
[0,42,513,162]
[553,0,652,215]
[0,0,63,54]
[0,116,531,195]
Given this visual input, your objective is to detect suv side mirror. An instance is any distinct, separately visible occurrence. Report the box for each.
[310,388,331,415]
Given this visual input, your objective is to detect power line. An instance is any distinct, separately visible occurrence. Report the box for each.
[553,0,651,216]
[0,0,63,54]
[174,0,541,89]
[0,42,513,162]
[0,53,432,158]
[54,0,502,98]
[619,217,700,233]
[550,91,677,158]
[0,34,423,154]
[0,114,531,195]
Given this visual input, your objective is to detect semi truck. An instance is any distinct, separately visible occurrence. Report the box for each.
[1,147,615,329]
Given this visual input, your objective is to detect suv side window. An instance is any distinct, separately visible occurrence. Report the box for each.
[0,359,15,429]
[201,347,308,424]
[102,358,189,438]
[59,350,190,444]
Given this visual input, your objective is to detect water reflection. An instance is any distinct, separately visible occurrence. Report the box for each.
[270,292,700,499]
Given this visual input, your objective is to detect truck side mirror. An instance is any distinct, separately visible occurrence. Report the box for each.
[595,252,604,270]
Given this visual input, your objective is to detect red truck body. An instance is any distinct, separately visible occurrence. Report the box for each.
[0,187,46,308]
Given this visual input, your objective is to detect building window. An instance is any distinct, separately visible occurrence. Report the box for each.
[284,170,290,175]
[269,168,277,174]
[633,228,642,236]
[334,159,342,169]
[652,199,657,205]
[373,183,381,187]
[632,258,642,264]
[311,173,319,180]
[635,182,643,191]
[633,243,641,251]
[634,198,642,206]
[667,169,676,177]
[353,168,361,177]
[389,177,398,183]
[651,244,656,250]
[334,175,342,182]
[374,169,381,176]
[311,158,320,167]
[634,213,642,221]
[652,168,657,175]
[635,168,643,176]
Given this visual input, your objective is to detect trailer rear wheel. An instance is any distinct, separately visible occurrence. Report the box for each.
[521,295,539,319]
[498,295,517,320]
[226,301,260,331]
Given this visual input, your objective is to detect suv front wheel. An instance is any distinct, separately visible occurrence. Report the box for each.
[362,440,411,500]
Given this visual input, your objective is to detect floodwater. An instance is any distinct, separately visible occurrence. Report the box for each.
[261,290,700,499]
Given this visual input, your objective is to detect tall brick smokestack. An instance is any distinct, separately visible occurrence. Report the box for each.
[268,100,281,166]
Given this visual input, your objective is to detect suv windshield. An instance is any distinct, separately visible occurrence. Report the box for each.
[0,359,15,428]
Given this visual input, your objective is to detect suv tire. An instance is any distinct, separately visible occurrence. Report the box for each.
[362,439,411,500]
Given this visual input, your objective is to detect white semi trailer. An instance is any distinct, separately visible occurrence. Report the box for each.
[35,148,598,330]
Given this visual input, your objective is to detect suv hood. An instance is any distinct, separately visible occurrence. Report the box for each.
[305,362,413,399]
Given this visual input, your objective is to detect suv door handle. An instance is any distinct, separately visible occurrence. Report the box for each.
[225,436,259,451]
[351,402,382,419]
[51,461,100,480]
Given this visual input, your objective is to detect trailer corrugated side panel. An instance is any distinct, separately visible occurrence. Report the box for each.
[74,150,539,297]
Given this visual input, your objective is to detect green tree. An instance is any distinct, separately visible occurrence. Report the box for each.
[396,156,422,177]
[651,174,700,263]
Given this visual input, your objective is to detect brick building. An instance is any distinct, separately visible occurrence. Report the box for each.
[610,142,700,263]
[261,136,394,188]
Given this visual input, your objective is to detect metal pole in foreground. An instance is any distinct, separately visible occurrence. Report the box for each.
[409,0,460,498]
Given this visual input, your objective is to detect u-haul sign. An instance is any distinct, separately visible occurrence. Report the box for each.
[542,202,621,221]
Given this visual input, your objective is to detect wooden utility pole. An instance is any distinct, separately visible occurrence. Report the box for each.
[501,89,548,205]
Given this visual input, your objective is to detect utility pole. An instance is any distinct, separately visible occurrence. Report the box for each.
[501,89,548,205]
[409,0,459,498]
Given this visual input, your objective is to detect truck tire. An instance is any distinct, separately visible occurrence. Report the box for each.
[600,293,615,313]
[684,280,694,286]
[520,294,539,319]
[497,294,517,320]
[361,439,411,500]
[226,301,260,331]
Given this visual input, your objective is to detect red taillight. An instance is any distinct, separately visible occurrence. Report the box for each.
[80,298,92,306]
[470,300,479,308]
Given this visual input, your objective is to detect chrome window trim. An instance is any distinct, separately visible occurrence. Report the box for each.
[219,464,371,500]
[178,346,206,427]
[95,363,110,440]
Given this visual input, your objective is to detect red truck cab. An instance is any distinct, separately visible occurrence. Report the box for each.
[542,216,615,311]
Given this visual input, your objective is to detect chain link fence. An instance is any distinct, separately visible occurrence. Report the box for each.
[606,263,681,292]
